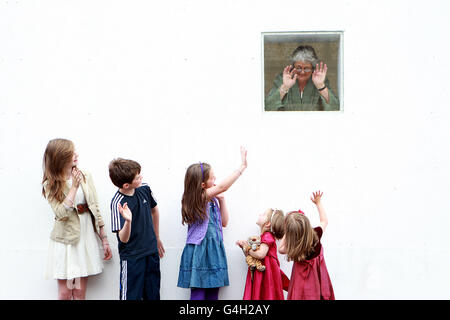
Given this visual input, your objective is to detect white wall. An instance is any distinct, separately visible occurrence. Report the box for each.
[1,0,450,299]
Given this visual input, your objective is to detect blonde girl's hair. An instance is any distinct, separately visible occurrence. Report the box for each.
[181,162,211,225]
[261,209,285,240]
[41,138,80,203]
[284,211,319,262]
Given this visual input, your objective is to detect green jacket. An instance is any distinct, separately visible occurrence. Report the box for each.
[43,170,105,244]
[265,73,340,111]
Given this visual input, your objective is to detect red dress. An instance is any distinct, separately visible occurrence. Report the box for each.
[243,232,290,300]
[287,227,335,300]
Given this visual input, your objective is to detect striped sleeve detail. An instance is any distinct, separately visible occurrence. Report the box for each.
[111,192,124,232]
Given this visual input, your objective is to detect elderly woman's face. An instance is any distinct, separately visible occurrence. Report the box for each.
[293,61,313,82]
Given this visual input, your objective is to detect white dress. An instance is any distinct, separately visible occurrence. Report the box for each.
[45,180,104,280]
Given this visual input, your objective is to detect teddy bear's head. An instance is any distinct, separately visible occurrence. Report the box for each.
[247,236,261,251]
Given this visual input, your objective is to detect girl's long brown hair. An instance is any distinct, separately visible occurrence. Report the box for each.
[181,162,211,225]
[41,138,76,203]
[284,211,319,262]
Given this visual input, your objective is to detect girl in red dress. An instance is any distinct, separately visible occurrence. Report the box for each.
[279,191,335,300]
[236,209,290,300]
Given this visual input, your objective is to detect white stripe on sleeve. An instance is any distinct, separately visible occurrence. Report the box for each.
[111,193,124,232]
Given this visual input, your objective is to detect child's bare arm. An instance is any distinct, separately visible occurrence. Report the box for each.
[151,205,165,258]
[118,203,132,243]
[311,191,328,232]
[206,146,247,198]
[278,235,287,254]
[216,193,229,227]
[236,240,249,257]
[248,243,269,260]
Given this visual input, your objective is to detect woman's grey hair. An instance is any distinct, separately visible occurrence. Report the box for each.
[290,45,320,67]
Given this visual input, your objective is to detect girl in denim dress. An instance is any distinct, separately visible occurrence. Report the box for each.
[177,147,247,300]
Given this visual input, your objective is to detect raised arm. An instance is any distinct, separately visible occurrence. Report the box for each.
[205,146,247,199]
[312,63,340,110]
[265,67,297,111]
[311,191,328,232]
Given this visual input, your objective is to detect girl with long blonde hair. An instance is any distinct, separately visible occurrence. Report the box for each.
[236,208,290,300]
[279,191,335,300]
[42,138,112,299]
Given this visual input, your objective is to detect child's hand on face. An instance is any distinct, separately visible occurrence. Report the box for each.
[310,190,323,205]
[71,167,83,188]
[118,202,132,222]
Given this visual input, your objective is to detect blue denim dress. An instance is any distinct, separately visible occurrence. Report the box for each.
[177,201,229,288]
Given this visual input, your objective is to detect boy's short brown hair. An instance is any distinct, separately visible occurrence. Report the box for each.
[108,158,141,188]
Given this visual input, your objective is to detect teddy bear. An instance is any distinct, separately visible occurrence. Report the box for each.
[242,235,266,272]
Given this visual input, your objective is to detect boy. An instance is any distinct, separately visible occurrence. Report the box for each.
[109,158,165,300]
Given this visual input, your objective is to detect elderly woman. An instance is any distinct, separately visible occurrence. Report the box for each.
[265,45,339,111]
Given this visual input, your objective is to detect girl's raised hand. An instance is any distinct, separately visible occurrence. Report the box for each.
[310,191,323,205]
[204,147,247,199]
[311,190,328,231]
[240,146,247,169]
[118,202,132,222]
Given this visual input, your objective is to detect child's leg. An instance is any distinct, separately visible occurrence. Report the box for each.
[120,257,146,300]
[72,277,88,300]
[190,288,206,300]
[57,279,72,300]
[143,253,161,300]
[205,287,219,300]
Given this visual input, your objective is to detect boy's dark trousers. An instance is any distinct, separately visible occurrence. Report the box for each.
[119,252,160,300]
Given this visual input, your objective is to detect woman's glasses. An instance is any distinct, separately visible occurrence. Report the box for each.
[293,66,312,73]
